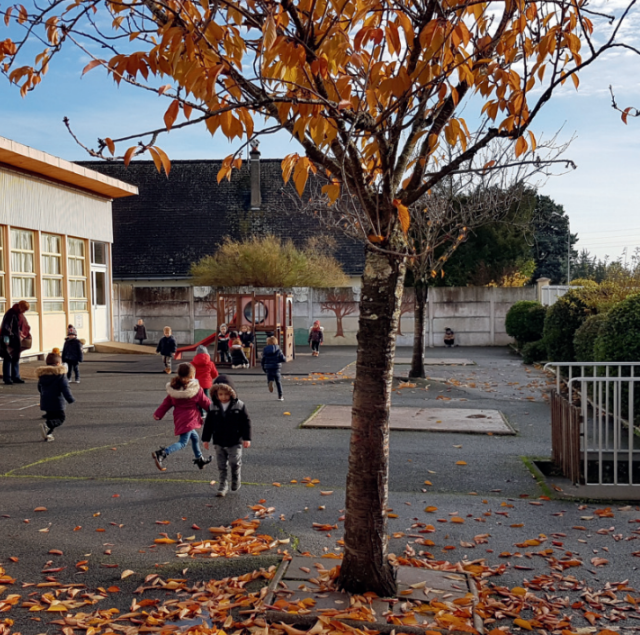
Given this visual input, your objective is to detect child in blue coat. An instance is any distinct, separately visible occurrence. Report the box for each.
[260,336,286,400]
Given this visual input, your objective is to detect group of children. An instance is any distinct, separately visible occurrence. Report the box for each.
[35,319,320,491]
[216,324,254,368]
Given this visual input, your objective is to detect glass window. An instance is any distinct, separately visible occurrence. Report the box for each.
[41,233,64,311]
[92,242,107,265]
[68,238,87,311]
[93,271,106,306]
[10,229,36,301]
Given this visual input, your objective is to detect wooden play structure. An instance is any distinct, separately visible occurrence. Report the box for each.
[176,291,294,366]
[215,292,294,366]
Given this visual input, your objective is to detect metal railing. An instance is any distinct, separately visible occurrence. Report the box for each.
[544,363,640,487]
[568,376,640,487]
[544,362,640,394]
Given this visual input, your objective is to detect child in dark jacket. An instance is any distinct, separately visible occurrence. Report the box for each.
[239,325,254,359]
[156,326,178,374]
[152,363,212,471]
[308,321,324,357]
[202,375,251,497]
[261,336,286,400]
[230,332,250,368]
[37,352,75,442]
[62,325,84,383]
[134,319,147,345]
[217,324,231,364]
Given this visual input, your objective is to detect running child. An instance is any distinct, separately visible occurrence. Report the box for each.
[202,375,251,497]
[156,326,178,374]
[261,335,286,400]
[192,344,219,397]
[37,352,75,442]
[152,363,212,471]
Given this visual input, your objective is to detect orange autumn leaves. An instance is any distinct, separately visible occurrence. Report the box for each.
[0,0,602,241]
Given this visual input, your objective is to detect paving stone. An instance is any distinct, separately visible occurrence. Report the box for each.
[284,555,341,580]
[396,567,470,600]
[302,405,514,434]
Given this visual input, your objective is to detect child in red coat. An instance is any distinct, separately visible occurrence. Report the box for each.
[152,363,212,471]
[191,345,219,397]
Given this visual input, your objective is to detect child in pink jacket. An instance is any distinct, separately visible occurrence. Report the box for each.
[152,363,212,471]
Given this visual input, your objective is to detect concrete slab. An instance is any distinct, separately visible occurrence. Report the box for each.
[265,556,478,633]
[395,358,475,366]
[302,405,514,434]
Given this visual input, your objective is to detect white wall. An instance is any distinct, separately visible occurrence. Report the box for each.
[0,165,113,242]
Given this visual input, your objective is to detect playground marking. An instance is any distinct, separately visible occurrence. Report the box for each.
[0,396,39,411]
[394,358,475,365]
[302,405,513,434]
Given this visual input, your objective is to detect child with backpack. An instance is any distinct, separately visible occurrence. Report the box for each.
[37,352,75,442]
[308,320,324,357]
[202,375,251,497]
[152,363,212,471]
[62,325,84,383]
[156,326,178,374]
[261,335,286,400]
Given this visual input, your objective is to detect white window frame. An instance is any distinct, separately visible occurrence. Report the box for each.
[42,233,64,312]
[10,228,36,302]
[68,237,88,312]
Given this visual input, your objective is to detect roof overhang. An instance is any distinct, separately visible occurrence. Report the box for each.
[0,136,138,199]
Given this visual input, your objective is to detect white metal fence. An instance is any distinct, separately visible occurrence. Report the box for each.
[545,362,640,487]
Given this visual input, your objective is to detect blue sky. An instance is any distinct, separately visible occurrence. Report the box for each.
[1,26,640,263]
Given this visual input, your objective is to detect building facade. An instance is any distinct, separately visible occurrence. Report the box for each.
[0,136,137,356]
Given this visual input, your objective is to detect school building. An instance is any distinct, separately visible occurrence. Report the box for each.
[0,136,138,356]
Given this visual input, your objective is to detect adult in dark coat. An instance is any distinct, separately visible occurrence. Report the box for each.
[1,300,31,384]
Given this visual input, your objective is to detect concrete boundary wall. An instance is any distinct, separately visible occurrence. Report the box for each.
[113,283,535,347]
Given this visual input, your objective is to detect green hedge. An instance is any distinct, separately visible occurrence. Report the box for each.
[574,313,608,362]
[522,340,547,364]
[505,301,547,346]
[594,293,640,362]
[543,293,587,362]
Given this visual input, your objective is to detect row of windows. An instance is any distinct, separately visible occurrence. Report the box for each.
[0,229,95,312]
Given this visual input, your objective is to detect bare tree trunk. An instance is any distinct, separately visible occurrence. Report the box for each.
[338,247,405,596]
[336,314,345,337]
[409,283,427,379]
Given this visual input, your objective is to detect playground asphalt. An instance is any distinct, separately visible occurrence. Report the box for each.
[2,346,640,633]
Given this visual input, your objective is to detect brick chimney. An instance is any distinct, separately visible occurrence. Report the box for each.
[250,141,261,210]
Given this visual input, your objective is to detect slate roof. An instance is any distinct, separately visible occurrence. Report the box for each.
[77,159,365,280]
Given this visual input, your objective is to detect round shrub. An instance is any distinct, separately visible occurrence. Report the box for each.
[505,301,547,346]
[543,293,588,362]
[594,293,640,362]
[574,313,608,362]
[522,340,547,364]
